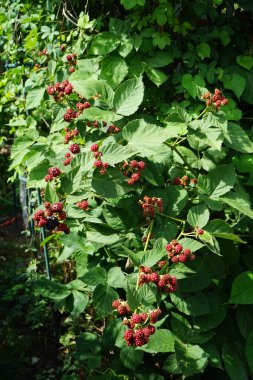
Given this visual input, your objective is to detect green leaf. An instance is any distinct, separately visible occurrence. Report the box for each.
[198,230,220,255]
[70,290,89,316]
[92,168,131,198]
[107,267,126,289]
[141,329,175,353]
[44,182,59,204]
[223,73,246,98]
[197,42,211,59]
[140,249,165,267]
[236,306,253,339]
[101,56,128,88]
[35,278,71,300]
[221,192,253,219]
[205,219,244,243]
[26,87,45,110]
[71,79,114,107]
[120,345,144,369]
[246,330,253,374]
[80,107,123,122]
[221,123,253,153]
[222,343,248,380]
[127,283,141,310]
[82,267,108,286]
[122,119,169,157]
[143,63,168,87]
[198,164,236,199]
[169,263,196,280]
[174,341,208,377]
[93,285,118,317]
[187,204,210,228]
[90,32,120,55]
[182,74,205,98]
[229,271,253,304]
[113,77,144,116]
[101,143,135,165]
[121,245,140,267]
[26,161,49,188]
[86,230,119,245]
[178,238,204,252]
[237,55,253,70]
[145,51,173,68]
[170,292,221,316]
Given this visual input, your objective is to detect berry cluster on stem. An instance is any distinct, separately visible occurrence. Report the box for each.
[112,300,161,347]
[172,175,197,187]
[45,167,61,182]
[64,128,79,144]
[90,144,109,174]
[47,80,73,101]
[33,202,70,234]
[76,200,89,211]
[120,160,146,185]
[202,88,229,109]
[166,239,195,263]
[139,196,163,220]
[138,266,177,293]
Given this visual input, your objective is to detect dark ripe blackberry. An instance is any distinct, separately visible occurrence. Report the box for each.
[46,216,59,230]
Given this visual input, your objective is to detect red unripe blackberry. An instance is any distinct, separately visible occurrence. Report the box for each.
[117,305,126,315]
[143,324,156,338]
[184,248,191,256]
[66,54,72,61]
[171,277,177,286]
[124,330,134,346]
[64,84,73,95]
[57,223,68,232]
[93,121,99,128]
[172,177,182,185]
[51,202,63,212]
[131,314,143,326]
[171,239,178,246]
[34,210,45,221]
[69,144,80,154]
[149,272,160,283]
[215,100,222,107]
[58,211,67,220]
[83,101,91,109]
[171,256,179,263]
[90,144,99,152]
[44,202,51,209]
[174,244,183,254]
[69,67,75,73]
[45,174,53,182]
[206,99,212,106]
[157,278,166,289]
[141,266,152,274]
[99,168,107,175]
[131,173,140,182]
[63,157,73,166]
[214,88,221,95]
[47,86,55,95]
[222,98,228,105]
[112,299,121,309]
[165,243,173,252]
[93,160,103,168]
[138,161,145,170]
[94,152,102,158]
[114,127,120,133]
[61,44,65,52]
[157,260,167,268]
[48,167,61,177]
[140,312,148,322]
[130,160,139,168]
[38,218,48,227]
[76,200,89,210]
[64,113,72,122]
[149,309,161,324]
[179,254,187,263]
[196,228,204,235]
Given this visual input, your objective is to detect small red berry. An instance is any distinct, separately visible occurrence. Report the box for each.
[69,143,80,154]
[90,144,99,152]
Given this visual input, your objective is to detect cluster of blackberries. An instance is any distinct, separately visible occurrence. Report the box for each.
[45,167,61,182]
[63,152,74,166]
[166,240,195,263]
[112,300,161,347]
[64,128,79,144]
[33,202,70,234]
[66,53,77,73]
[47,80,73,102]
[90,144,109,175]
[120,160,146,185]
[69,143,80,154]
[138,266,177,293]
[107,124,120,134]
[202,89,229,109]
[172,176,197,187]
[76,200,89,211]
[76,101,91,112]
[139,196,163,220]
[63,108,77,122]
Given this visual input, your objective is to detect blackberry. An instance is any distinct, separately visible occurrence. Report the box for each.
[46,216,59,230]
